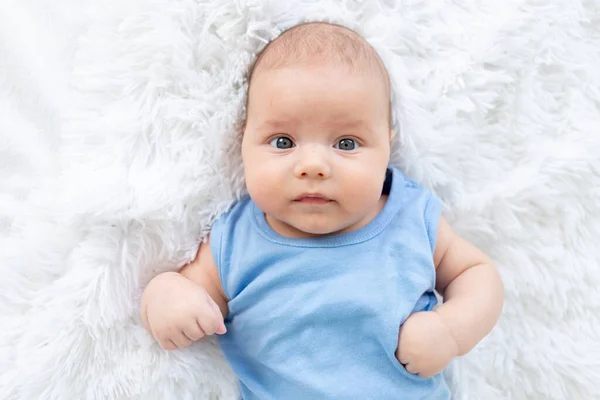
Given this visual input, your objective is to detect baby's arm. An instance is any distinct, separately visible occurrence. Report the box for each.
[433,217,504,355]
[396,216,502,377]
[140,235,228,350]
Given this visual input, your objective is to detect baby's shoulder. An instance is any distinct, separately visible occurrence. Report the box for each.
[209,195,256,254]
[387,168,443,246]
[211,195,253,229]
[389,167,438,205]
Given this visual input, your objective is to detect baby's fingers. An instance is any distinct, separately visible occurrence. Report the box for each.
[157,330,190,350]
[403,362,420,375]
[170,331,193,348]
[215,320,227,335]
[208,298,227,335]
[183,321,206,341]
[196,315,224,336]
[197,296,226,336]
[158,338,178,351]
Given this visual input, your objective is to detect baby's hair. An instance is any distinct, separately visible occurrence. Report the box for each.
[247,22,392,125]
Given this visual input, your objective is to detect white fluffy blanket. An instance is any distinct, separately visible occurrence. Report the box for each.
[1,0,600,399]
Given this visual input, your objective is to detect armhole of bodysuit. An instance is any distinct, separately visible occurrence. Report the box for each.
[209,215,230,300]
[424,192,443,254]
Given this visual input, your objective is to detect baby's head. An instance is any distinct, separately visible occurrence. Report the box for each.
[242,22,394,238]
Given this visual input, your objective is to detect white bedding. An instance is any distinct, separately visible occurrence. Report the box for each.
[1,0,599,398]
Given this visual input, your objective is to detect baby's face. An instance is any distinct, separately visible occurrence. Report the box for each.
[242,64,393,238]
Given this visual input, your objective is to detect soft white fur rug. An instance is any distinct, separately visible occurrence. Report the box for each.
[1,0,600,399]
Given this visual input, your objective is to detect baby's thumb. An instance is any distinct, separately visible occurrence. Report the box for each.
[215,320,227,335]
[208,297,227,335]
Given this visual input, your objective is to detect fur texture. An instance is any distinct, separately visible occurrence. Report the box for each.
[1,0,600,399]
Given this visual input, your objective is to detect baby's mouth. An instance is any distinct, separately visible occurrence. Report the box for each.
[294,193,332,205]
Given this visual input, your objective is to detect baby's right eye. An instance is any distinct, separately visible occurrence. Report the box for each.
[269,136,295,149]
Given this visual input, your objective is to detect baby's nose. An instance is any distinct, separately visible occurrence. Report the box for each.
[294,150,331,179]
[298,164,329,179]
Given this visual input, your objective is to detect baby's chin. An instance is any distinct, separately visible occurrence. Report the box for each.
[265,210,364,238]
[286,218,357,238]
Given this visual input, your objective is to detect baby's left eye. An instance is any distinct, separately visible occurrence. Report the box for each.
[334,138,358,151]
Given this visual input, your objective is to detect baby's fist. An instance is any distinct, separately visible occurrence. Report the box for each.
[143,272,226,350]
[395,311,459,378]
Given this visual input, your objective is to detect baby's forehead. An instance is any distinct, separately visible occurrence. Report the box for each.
[249,22,389,91]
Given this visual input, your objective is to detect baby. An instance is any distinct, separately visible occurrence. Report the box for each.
[141,22,503,399]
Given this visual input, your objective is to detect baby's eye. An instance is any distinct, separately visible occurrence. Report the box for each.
[334,138,358,151]
[269,136,295,149]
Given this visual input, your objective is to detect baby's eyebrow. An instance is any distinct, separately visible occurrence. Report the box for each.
[258,118,300,130]
[330,119,370,132]
[256,117,373,133]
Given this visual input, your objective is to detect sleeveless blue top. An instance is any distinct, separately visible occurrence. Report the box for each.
[210,167,450,399]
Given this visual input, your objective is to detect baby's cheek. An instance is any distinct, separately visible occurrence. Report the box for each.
[345,176,382,209]
[246,170,280,211]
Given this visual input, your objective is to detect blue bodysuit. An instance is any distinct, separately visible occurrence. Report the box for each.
[210,167,450,399]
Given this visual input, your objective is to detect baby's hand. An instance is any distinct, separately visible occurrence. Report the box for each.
[143,272,226,350]
[395,311,459,378]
